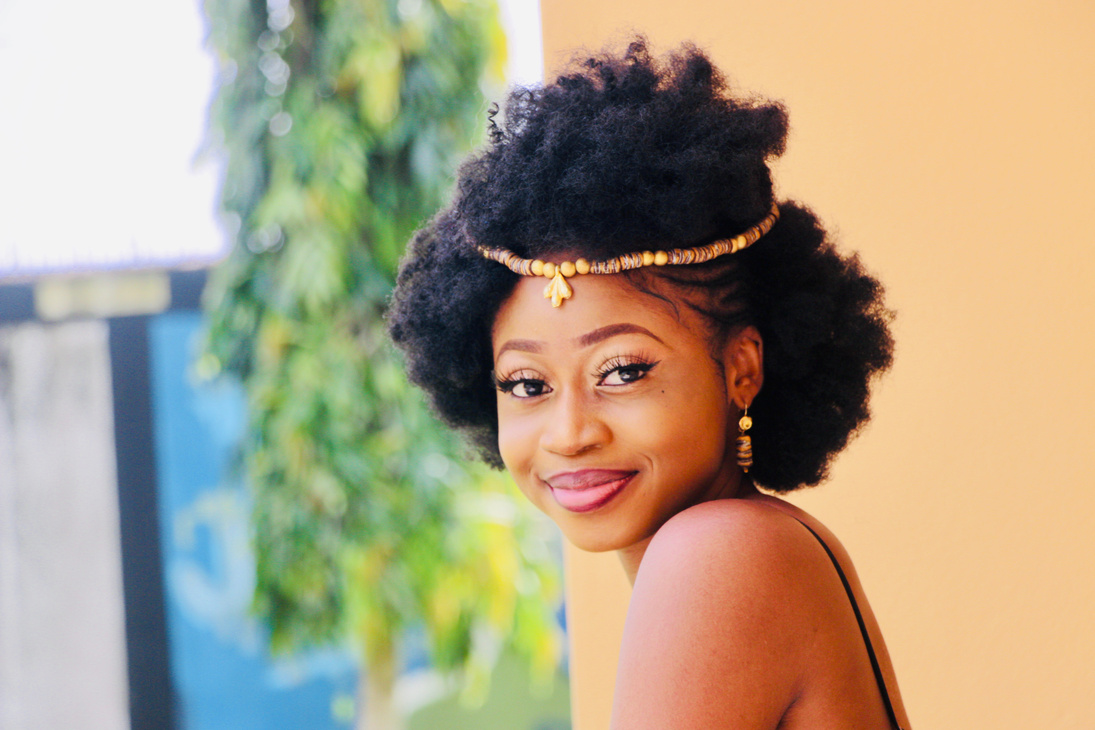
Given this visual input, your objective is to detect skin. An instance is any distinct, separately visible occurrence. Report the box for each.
[492,272,910,729]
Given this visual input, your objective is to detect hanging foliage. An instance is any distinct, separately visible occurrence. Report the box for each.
[199,0,560,725]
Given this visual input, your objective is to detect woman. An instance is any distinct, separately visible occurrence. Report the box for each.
[389,39,910,729]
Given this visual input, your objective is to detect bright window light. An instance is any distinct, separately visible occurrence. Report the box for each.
[0,0,542,281]
[0,0,223,279]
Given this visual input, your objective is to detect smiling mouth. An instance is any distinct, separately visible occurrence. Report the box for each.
[544,470,636,513]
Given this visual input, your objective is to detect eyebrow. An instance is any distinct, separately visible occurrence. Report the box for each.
[576,323,665,348]
[496,323,664,359]
[496,339,544,357]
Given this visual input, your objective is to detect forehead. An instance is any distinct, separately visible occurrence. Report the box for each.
[491,273,694,350]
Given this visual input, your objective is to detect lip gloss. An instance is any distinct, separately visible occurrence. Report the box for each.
[545,470,636,513]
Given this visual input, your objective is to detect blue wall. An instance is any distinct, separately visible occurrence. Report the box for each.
[149,311,355,730]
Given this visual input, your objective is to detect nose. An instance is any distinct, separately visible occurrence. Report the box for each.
[539,388,610,456]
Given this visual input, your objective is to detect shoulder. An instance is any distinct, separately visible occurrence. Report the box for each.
[647,496,815,563]
[634,498,842,637]
[611,498,852,728]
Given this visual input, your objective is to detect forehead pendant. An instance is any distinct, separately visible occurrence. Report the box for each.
[476,201,780,307]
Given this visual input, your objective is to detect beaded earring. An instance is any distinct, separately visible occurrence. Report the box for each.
[736,407,753,472]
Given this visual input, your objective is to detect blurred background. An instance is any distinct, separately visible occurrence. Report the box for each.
[3,1,1094,730]
[1,1,571,729]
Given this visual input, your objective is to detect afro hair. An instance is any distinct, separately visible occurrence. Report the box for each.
[388,39,893,492]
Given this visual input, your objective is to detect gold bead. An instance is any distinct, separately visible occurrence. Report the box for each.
[575,258,590,275]
[531,259,545,276]
[653,251,669,266]
[739,415,752,431]
[641,251,655,266]
[543,261,556,278]
[560,260,576,278]
[736,434,753,472]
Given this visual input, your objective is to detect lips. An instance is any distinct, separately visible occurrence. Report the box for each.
[542,469,636,513]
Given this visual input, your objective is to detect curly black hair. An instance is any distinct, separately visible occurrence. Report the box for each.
[388,39,893,492]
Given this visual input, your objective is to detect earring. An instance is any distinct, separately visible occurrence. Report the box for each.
[736,407,753,472]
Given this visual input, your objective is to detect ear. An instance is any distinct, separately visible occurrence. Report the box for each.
[721,325,763,410]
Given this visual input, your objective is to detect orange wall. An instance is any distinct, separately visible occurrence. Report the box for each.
[543,2,1095,728]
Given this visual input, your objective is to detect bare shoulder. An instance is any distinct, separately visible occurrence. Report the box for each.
[634,497,845,629]
[611,498,861,729]
[646,496,819,567]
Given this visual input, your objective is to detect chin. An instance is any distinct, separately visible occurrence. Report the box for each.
[558,521,644,554]
[565,534,621,554]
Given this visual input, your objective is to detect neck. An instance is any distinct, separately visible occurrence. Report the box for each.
[616,536,654,585]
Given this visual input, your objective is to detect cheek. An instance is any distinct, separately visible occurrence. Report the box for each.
[496,406,537,474]
[647,377,730,467]
[497,413,550,511]
[650,408,726,464]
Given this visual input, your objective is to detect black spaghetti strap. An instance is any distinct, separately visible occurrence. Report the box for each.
[789,516,906,730]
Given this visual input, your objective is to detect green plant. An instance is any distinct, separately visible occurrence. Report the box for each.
[199,1,561,727]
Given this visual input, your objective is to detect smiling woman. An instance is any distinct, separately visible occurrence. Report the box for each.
[388,39,908,729]
[492,275,747,566]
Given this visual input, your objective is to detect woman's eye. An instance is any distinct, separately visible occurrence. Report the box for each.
[510,379,549,398]
[495,373,552,399]
[598,361,657,386]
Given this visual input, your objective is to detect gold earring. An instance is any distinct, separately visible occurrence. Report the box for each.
[736,407,753,472]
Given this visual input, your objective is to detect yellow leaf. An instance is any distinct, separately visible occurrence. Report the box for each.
[357,40,403,130]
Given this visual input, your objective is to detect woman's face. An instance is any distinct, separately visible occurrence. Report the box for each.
[492,273,745,554]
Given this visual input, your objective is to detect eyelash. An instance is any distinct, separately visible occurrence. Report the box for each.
[594,354,659,385]
[494,370,549,398]
[493,355,660,399]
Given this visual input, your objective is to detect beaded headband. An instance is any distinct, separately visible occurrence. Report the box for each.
[477,201,780,307]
